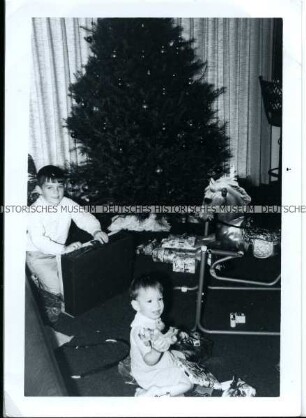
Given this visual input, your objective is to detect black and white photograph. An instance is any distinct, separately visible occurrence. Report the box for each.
[4,1,303,417]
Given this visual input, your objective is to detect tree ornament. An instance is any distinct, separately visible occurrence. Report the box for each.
[172,73,176,77]
[161,46,165,54]
[162,123,166,131]
[111,50,117,58]
[81,101,87,108]
[85,36,93,43]
[169,41,174,46]
[118,78,123,86]
[71,132,77,138]
[188,78,193,85]
[147,69,151,76]
[155,166,163,174]
[142,101,148,110]
[141,50,145,58]
[162,87,166,95]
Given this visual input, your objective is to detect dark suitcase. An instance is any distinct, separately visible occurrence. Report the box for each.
[61,232,135,316]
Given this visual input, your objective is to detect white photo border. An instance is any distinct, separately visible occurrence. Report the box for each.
[4,0,303,416]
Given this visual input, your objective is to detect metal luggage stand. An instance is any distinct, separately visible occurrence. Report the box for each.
[193,245,281,336]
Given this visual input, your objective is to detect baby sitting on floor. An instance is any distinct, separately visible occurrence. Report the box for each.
[129,273,193,397]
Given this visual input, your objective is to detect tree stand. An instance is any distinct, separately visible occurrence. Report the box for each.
[193,246,281,336]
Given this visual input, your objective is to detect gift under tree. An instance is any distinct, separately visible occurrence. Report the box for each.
[66,18,230,205]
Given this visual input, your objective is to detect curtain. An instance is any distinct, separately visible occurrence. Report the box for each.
[178,18,274,184]
[29,17,274,185]
[29,18,94,170]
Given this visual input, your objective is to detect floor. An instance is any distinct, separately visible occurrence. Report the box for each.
[53,250,281,397]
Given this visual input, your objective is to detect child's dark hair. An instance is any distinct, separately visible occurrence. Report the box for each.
[130,273,164,300]
[37,165,65,186]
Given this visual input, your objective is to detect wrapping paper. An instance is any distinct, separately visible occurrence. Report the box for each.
[221,378,256,397]
[173,255,197,273]
[161,235,197,250]
[175,357,220,388]
[109,214,171,232]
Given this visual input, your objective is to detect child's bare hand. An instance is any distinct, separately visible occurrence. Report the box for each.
[165,327,179,344]
[64,241,82,253]
[152,334,170,352]
[93,231,109,244]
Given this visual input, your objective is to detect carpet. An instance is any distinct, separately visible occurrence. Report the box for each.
[53,253,280,397]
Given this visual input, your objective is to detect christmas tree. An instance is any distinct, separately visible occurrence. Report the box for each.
[66,18,230,205]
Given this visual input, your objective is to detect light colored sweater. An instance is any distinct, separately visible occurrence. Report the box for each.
[26,196,102,255]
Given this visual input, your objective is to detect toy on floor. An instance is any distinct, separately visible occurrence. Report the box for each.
[230,312,246,328]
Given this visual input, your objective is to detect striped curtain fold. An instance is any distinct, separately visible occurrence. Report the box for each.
[29,17,95,170]
[178,18,274,184]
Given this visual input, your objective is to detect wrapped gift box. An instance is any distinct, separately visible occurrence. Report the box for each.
[161,234,197,251]
[173,254,197,273]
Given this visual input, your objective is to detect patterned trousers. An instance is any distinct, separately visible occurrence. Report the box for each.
[26,251,64,324]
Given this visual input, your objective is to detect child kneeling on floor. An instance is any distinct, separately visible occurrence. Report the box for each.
[129,273,193,397]
[26,165,109,324]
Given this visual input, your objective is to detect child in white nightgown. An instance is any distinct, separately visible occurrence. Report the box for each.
[129,274,193,397]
